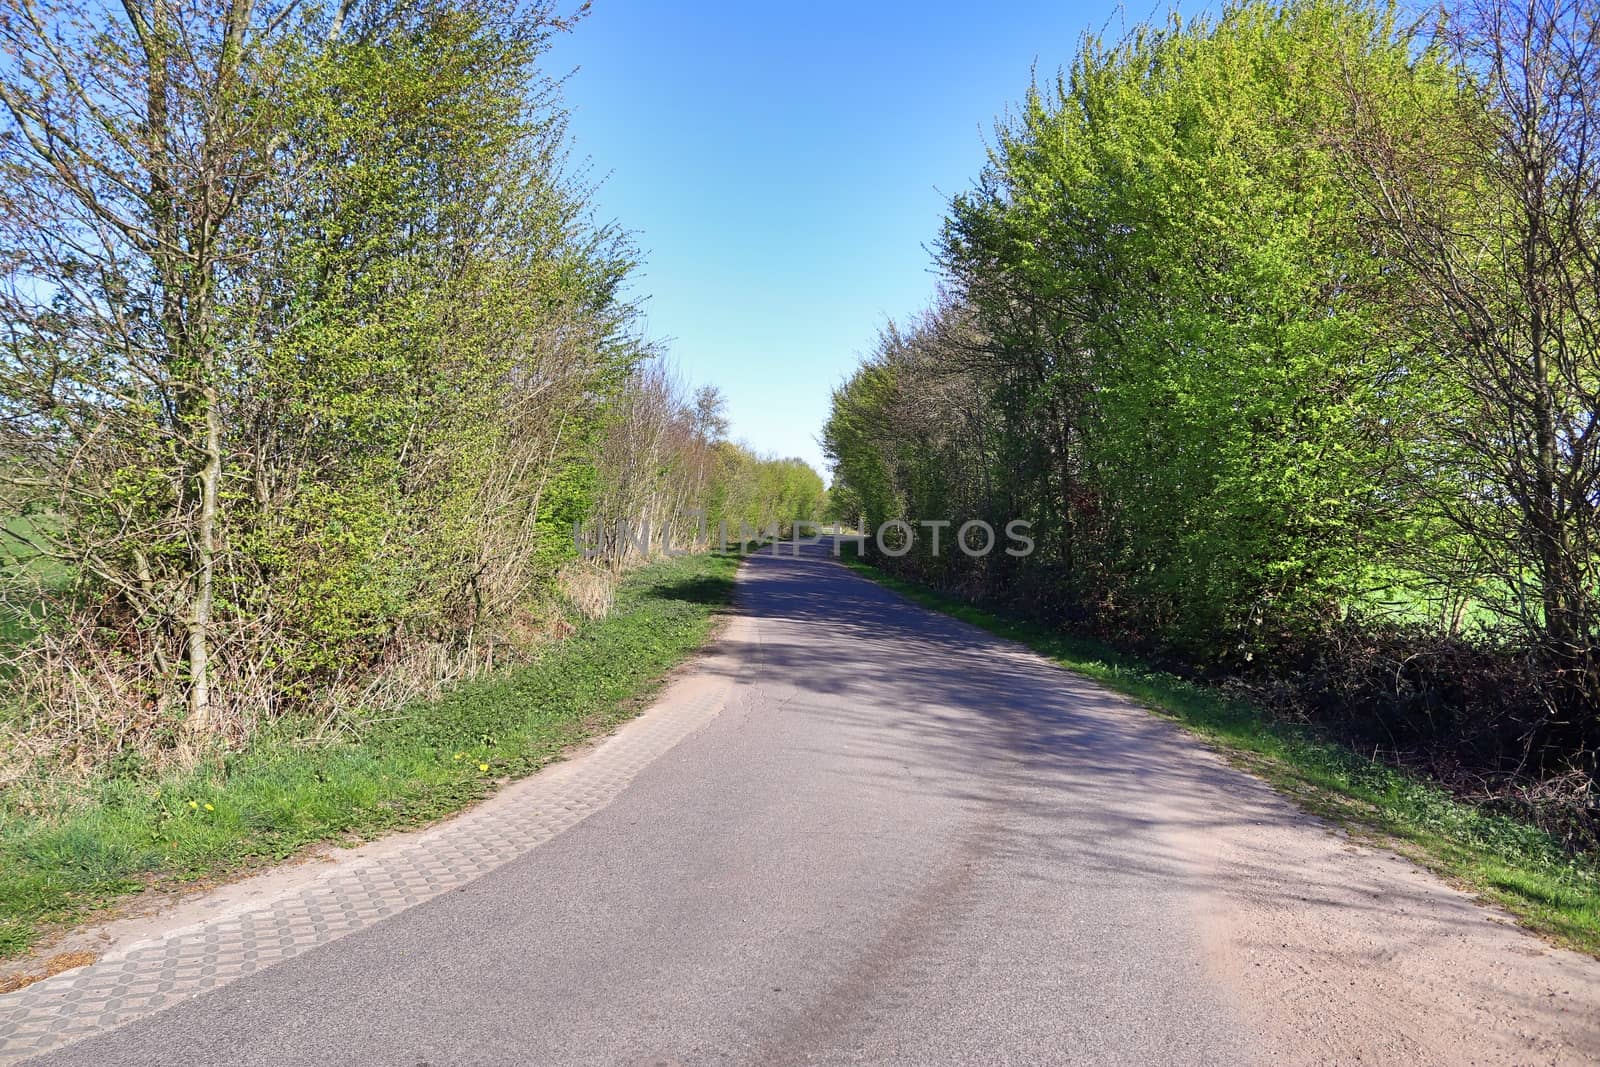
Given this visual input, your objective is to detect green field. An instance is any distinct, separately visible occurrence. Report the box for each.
[0,514,65,649]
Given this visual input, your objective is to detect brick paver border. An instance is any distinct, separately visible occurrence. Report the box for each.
[0,660,739,1065]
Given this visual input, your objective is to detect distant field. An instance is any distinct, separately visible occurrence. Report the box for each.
[0,513,66,649]
[1354,564,1511,635]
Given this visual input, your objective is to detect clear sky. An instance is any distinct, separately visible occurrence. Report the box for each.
[547,0,1132,479]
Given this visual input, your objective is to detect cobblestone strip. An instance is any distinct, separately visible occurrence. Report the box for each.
[0,677,734,1065]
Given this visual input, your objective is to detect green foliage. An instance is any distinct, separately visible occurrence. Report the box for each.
[586,370,825,562]
[228,3,639,673]
[0,1,660,759]
[822,361,902,533]
[707,447,827,537]
[825,0,1600,788]
[824,0,1510,657]
[938,0,1433,651]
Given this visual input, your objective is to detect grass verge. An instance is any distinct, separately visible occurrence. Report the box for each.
[0,551,739,961]
[839,553,1600,957]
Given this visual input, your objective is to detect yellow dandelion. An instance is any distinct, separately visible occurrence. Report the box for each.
[478,763,489,772]
[203,803,214,812]
[187,800,198,809]
[453,752,463,761]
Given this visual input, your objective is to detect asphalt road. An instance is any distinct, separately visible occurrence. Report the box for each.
[24,545,1600,1065]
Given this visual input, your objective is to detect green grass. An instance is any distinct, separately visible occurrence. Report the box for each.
[0,513,67,650]
[0,551,739,960]
[838,554,1600,957]
[1355,562,1507,634]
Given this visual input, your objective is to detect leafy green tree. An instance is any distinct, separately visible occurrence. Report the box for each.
[0,0,643,761]
[1341,0,1600,712]
[826,0,1600,772]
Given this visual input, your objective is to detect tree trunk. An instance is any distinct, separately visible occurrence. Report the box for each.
[185,374,222,738]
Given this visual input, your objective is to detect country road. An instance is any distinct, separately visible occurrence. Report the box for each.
[8,544,1600,1065]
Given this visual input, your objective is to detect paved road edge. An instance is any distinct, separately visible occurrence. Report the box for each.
[0,613,751,1065]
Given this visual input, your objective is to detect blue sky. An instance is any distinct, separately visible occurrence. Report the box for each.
[547,0,1130,478]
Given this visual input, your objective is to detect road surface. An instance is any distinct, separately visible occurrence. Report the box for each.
[9,545,1600,1064]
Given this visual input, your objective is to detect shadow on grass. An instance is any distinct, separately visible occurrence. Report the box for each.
[642,573,737,607]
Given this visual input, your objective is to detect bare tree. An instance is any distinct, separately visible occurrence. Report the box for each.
[0,0,304,738]
[1342,0,1600,718]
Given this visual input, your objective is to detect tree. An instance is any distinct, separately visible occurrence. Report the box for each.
[0,0,313,737]
[0,0,636,760]
[693,385,730,443]
[1341,0,1600,713]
